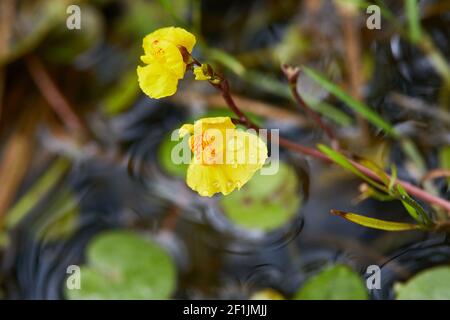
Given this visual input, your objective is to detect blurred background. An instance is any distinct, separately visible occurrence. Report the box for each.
[0,0,449,299]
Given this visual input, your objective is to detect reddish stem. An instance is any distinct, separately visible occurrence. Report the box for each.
[282,65,336,143]
[26,55,86,136]
[211,78,450,213]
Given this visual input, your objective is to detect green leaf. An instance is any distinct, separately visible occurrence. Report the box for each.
[440,146,450,171]
[303,96,353,127]
[5,158,70,229]
[294,264,368,300]
[303,67,398,137]
[34,188,79,242]
[396,184,432,226]
[206,48,246,76]
[331,210,422,231]
[357,158,390,186]
[65,230,176,300]
[318,144,386,191]
[361,185,396,202]
[396,266,450,300]
[102,70,140,116]
[389,165,398,192]
[158,133,189,178]
[439,146,450,187]
[220,162,301,231]
[405,0,422,43]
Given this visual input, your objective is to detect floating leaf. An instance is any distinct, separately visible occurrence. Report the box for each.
[396,266,450,300]
[65,230,176,300]
[331,210,422,231]
[220,162,301,231]
[294,264,368,300]
[158,133,189,178]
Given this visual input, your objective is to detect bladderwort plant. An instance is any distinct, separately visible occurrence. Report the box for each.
[136,26,450,233]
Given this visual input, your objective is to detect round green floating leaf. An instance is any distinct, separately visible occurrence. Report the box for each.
[294,264,368,300]
[158,133,190,177]
[395,266,450,300]
[220,161,301,232]
[65,230,176,300]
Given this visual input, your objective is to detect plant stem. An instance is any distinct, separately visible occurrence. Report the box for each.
[210,74,450,214]
[282,65,337,144]
[25,55,87,137]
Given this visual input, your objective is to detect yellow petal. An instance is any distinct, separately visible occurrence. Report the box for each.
[143,27,196,53]
[185,125,268,197]
[137,63,179,99]
[186,162,265,197]
[193,117,235,132]
[225,130,268,167]
[141,39,185,79]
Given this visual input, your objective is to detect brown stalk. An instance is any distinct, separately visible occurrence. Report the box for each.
[25,55,87,137]
[0,105,38,224]
[336,1,370,142]
[281,64,337,145]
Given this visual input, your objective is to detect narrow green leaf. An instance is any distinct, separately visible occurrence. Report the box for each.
[318,144,386,191]
[303,67,398,137]
[206,48,246,76]
[362,185,396,202]
[439,146,450,187]
[5,158,70,229]
[396,184,432,226]
[389,165,398,192]
[357,158,390,186]
[440,146,450,170]
[405,0,422,43]
[102,70,140,116]
[331,210,423,231]
[303,95,353,126]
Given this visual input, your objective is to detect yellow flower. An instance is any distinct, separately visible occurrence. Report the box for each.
[137,27,196,99]
[179,117,268,197]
